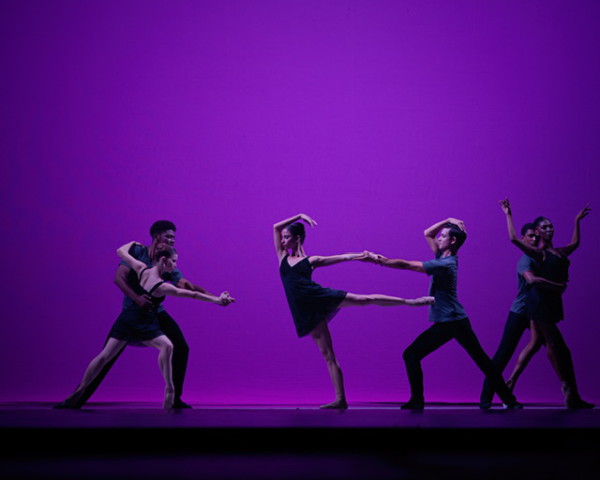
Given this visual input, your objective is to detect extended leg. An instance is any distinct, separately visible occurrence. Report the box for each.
[157,311,190,408]
[340,293,434,308]
[506,320,543,391]
[143,335,175,409]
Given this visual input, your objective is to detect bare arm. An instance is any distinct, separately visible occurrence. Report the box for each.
[116,241,148,276]
[273,213,317,260]
[423,217,466,254]
[357,252,426,273]
[175,277,214,296]
[523,271,567,293]
[558,204,591,257]
[499,198,541,259]
[309,253,365,268]
[156,283,235,306]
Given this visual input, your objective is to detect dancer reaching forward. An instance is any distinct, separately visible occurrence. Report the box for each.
[57,242,234,409]
[361,218,522,410]
[274,213,433,410]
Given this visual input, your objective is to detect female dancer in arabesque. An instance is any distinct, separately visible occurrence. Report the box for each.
[274,213,433,409]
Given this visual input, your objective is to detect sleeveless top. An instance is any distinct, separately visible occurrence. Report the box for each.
[279,255,347,338]
[527,250,570,322]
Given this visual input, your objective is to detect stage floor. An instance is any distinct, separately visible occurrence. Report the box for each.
[1,402,599,479]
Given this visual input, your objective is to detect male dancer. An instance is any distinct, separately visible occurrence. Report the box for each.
[54,220,233,409]
[363,218,522,410]
[479,223,543,408]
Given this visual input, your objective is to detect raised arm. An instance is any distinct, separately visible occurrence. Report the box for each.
[499,198,540,259]
[558,204,591,257]
[423,217,466,254]
[156,283,235,306]
[116,241,148,276]
[273,213,317,260]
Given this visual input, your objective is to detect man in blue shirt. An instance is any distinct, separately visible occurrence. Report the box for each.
[364,218,522,410]
[479,223,539,409]
[55,220,231,409]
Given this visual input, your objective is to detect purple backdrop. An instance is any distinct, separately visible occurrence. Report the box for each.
[2,0,599,405]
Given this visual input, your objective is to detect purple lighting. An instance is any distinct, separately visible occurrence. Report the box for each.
[2,0,599,407]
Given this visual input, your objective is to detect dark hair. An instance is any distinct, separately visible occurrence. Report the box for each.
[154,243,177,260]
[150,220,176,238]
[533,216,550,227]
[521,222,537,236]
[285,222,306,242]
[444,223,467,251]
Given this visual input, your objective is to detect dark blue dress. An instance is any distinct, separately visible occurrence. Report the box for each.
[108,267,166,343]
[527,250,570,323]
[279,255,347,338]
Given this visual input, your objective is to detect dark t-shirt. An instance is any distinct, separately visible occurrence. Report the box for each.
[422,252,467,323]
[119,244,183,313]
[509,254,537,315]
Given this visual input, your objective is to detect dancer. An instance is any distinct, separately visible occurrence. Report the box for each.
[479,222,541,408]
[274,213,434,410]
[54,220,231,410]
[498,198,593,409]
[361,218,522,410]
[56,242,234,409]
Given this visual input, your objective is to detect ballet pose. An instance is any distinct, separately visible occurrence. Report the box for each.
[361,218,522,410]
[56,242,234,409]
[274,213,434,410]
[499,198,593,409]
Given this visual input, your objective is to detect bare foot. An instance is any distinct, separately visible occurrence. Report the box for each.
[405,296,435,307]
[163,388,175,409]
[319,399,348,410]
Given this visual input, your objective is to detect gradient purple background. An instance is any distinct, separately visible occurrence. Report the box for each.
[2,0,599,405]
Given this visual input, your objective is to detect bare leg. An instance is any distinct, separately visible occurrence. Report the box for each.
[68,338,128,401]
[142,335,175,409]
[340,293,434,308]
[534,319,594,409]
[506,320,543,392]
[310,322,347,410]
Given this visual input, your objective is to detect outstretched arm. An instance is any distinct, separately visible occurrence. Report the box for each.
[310,253,365,268]
[156,283,235,306]
[273,213,317,260]
[175,277,216,297]
[499,198,540,259]
[423,217,466,254]
[559,204,591,257]
[357,252,426,273]
[116,241,148,276]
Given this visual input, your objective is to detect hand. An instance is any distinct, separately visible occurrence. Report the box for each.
[217,291,235,306]
[135,294,153,310]
[447,217,467,233]
[575,204,591,222]
[299,214,318,228]
[499,198,512,216]
[354,251,383,264]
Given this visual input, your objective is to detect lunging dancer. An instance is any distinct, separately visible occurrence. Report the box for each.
[361,218,522,410]
[274,213,434,410]
[55,242,234,409]
[498,198,593,409]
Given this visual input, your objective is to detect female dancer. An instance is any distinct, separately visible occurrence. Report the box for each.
[500,198,593,408]
[59,242,234,409]
[274,213,434,410]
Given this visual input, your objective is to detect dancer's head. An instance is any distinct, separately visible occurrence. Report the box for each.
[438,223,467,254]
[533,216,554,242]
[521,222,539,247]
[150,220,176,246]
[281,222,306,252]
[154,243,178,272]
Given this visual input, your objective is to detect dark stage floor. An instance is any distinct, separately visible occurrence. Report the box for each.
[1,402,599,479]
